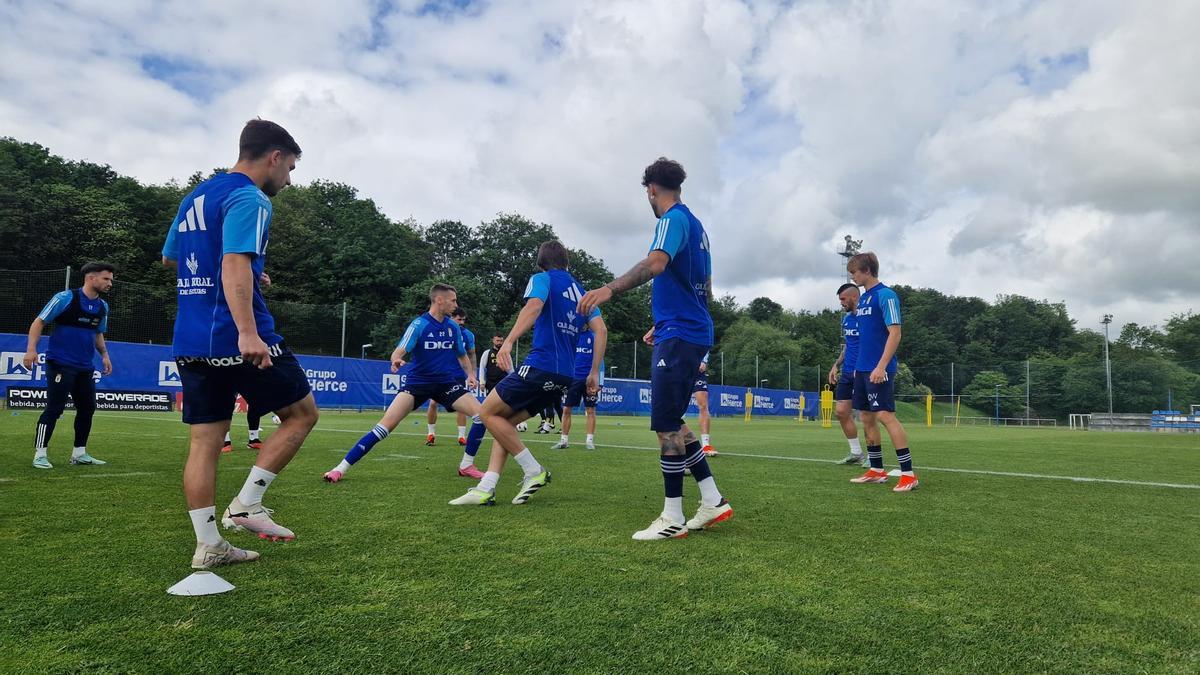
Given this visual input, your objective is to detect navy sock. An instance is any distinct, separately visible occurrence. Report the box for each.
[345,424,389,465]
[464,419,487,457]
[684,443,713,482]
[660,453,685,498]
[896,448,913,472]
[868,445,883,470]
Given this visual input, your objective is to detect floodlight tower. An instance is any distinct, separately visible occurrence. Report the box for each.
[1101,315,1114,414]
[838,234,863,281]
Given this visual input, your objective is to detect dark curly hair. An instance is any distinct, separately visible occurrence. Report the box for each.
[641,157,686,191]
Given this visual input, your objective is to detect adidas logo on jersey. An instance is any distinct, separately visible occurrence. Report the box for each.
[177,195,209,232]
[561,285,583,303]
[656,359,666,367]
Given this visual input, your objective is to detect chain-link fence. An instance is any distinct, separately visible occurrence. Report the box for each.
[4,267,1197,419]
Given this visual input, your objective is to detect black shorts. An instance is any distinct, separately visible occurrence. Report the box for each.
[834,371,854,401]
[494,365,572,417]
[177,344,311,425]
[400,380,471,413]
[563,378,597,408]
[691,371,709,394]
[853,370,896,413]
[651,338,710,432]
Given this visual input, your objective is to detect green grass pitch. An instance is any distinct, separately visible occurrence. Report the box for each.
[1,407,1197,673]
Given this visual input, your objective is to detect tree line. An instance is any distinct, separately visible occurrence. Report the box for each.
[1,137,1196,416]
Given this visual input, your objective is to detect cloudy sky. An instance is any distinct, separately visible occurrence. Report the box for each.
[2,0,1196,329]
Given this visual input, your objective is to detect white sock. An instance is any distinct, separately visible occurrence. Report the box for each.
[478,470,500,493]
[34,446,48,459]
[249,428,261,441]
[189,506,221,546]
[902,470,915,476]
[335,459,351,474]
[224,432,232,444]
[236,465,277,506]
[513,449,541,477]
[459,454,474,470]
[586,434,594,444]
[697,477,722,507]
[701,434,710,447]
[560,434,569,443]
[848,437,862,456]
[72,446,86,459]
[457,425,467,438]
[663,497,685,524]
[427,423,436,435]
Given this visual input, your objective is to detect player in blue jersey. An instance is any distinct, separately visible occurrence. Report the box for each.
[163,119,320,570]
[450,241,606,506]
[828,283,868,467]
[22,262,114,469]
[579,158,733,540]
[846,252,919,492]
[551,326,607,450]
[425,307,477,446]
[324,284,485,482]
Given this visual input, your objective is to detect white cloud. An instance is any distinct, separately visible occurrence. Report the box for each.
[0,0,1195,330]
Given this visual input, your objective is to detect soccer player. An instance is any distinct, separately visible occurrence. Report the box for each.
[846,252,919,492]
[425,307,477,446]
[828,283,867,466]
[551,326,606,450]
[222,408,266,453]
[164,119,320,570]
[22,262,114,469]
[450,241,605,506]
[324,284,485,482]
[578,157,732,540]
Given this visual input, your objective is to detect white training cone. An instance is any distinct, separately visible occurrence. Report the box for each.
[887,469,902,477]
[167,571,235,596]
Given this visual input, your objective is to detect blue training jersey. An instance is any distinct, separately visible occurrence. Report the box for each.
[648,203,713,347]
[854,283,901,374]
[461,326,476,353]
[397,312,467,385]
[38,289,108,371]
[163,172,281,357]
[841,312,860,374]
[572,328,605,381]
[522,269,600,377]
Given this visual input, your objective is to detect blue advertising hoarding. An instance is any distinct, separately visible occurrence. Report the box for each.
[1,334,817,417]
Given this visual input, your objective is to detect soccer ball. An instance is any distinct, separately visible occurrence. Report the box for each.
[516,422,528,432]
[271,414,282,425]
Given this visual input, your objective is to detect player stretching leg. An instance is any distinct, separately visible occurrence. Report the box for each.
[451,241,605,506]
[164,119,319,569]
[325,285,484,482]
[829,283,867,466]
[24,262,114,469]
[579,157,732,539]
[425,308,477,446]
[552,327,604,450]
[846,253,919,492]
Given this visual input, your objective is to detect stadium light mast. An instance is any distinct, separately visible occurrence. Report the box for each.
[361,343,373,360]
[837,235,863,282]
[1101,315,1114,415]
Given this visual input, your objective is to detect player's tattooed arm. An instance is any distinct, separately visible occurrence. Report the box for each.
[605,251,670,295]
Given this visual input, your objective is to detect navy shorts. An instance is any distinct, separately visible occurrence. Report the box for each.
[495,365,572,417]
[177,343,312,425]
[651,338,710,432]
[563,378,597,408]
[400,380,471,413]
[852,370,896,413]
[834,371,854,401]
[691,371,709,394]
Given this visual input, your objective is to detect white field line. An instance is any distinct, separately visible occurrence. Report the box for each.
[54,412,1200,491]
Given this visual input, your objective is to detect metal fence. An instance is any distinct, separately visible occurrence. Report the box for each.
[3,267,1197,419]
